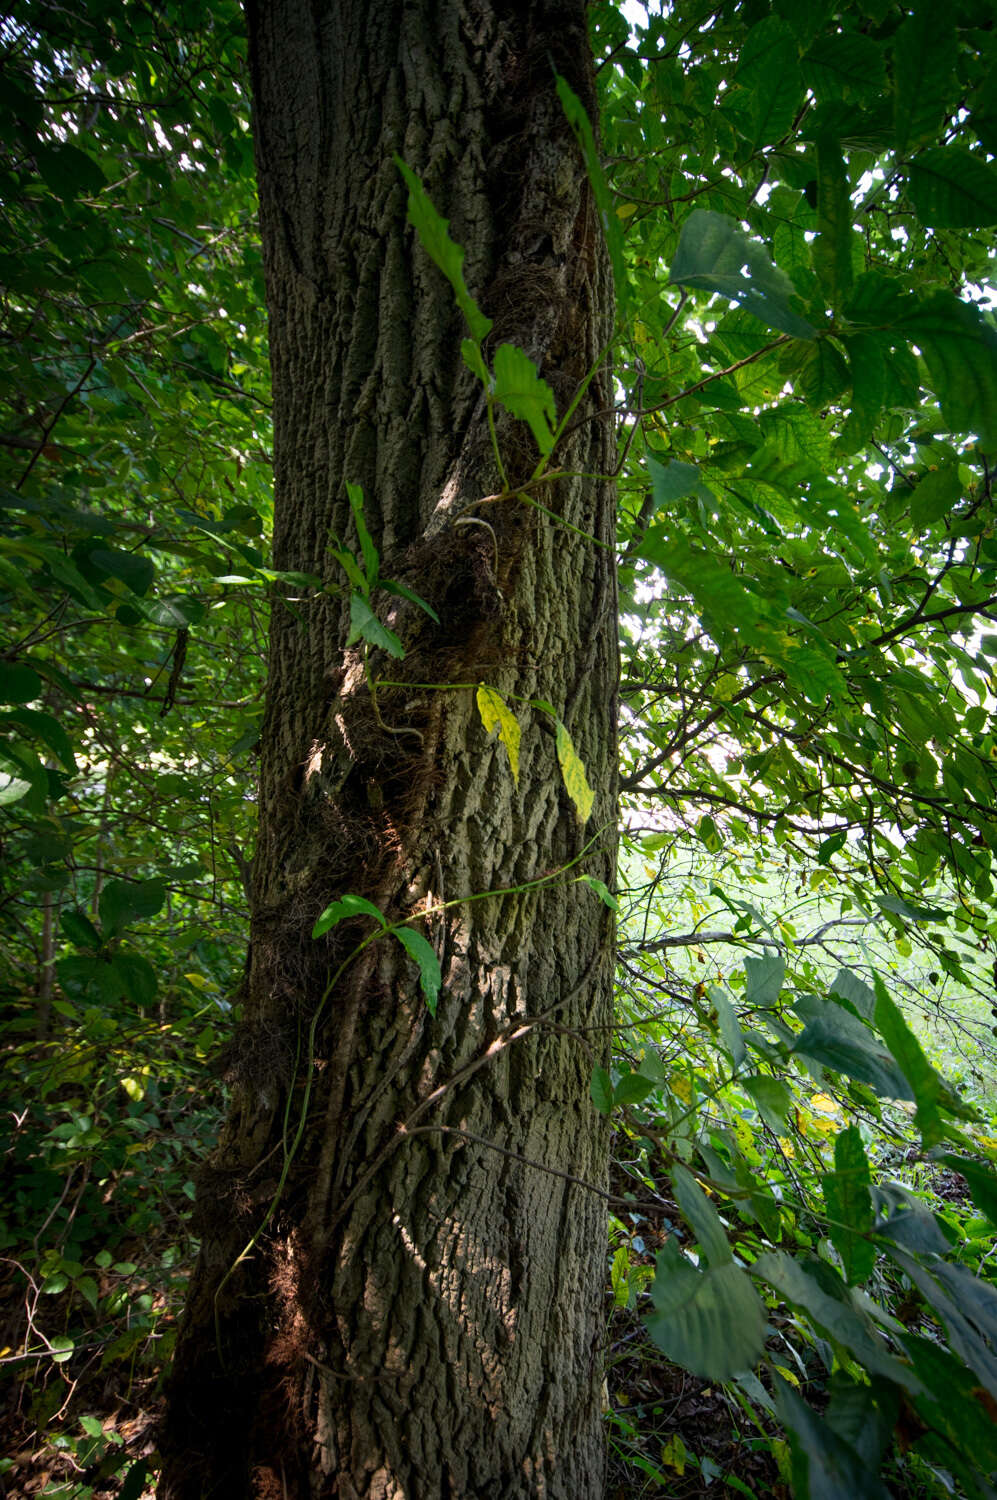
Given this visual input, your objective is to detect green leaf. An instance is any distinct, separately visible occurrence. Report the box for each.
[804,33,885,101]
[80,1415,104,1438]
[799,339,850,408]
[672,1163,731,1267]
[892,9,958,156]
[580,874,617,910]
[887,1250,997,1400]
[772,1374,892,1500]
[119,1461,149,1500]
[901,1334,997,1481]
[794,1007,913,1100]
[909,463,961,528]
[744,952,785,1009]
[907,147,997,228]
[380,578,440,623]
[393,926,442,1015]
[933,1154,997,1227]
[709,986,747,1069]
[898,290,997,450]
[476,684,521,785]
[752,1250,921,1391]
[730,17,802,149]
[394,158,492,342]
[35,141,106,202]
[554,73,629,317]
[646,456,711,514]
[670,211,816,340]
[840,332,888,450]
[144,595,206,628]
[743,1074,794,1134]
[49,1334,75,1364]
[491,344,557,457]
[110,950,158,1007]
[347,593,404,659]
[1,708,76,771]
[99,879,167,938]
[346,482,379,590]
[873,976,944,1142]
[646,1238,767,1381]
[61,909,102,951]
[823,1126,876,1284]
[828,969,875,1022]
[330,546,369,596]
[119,1460,150,1500]
[0,773,32,807]
[89,547,155,596]
[873,891,947,923]
[590,1065,613,1115]
[813,135,853,310]
[614,1070,655,1107]
[75,1276,99,1310]
[461,337,489,384]
[0,663,42,704]
[312,893,387,940]
[554,719,594,823]
[817,831,848,867]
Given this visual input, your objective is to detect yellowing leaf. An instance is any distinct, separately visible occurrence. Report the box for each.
[616,202,638,220]
[671,1073,693,1104]
[555,719,594,823]
[810,1093,840,1115]
[661,1434,687,1474]
[476,684,520,784]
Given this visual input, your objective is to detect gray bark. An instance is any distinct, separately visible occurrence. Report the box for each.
[160,3,617,1496]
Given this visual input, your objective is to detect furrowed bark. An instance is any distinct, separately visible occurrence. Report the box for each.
[160,3,617,1495]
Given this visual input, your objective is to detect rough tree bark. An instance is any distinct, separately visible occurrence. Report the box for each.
[160,2,617,1495]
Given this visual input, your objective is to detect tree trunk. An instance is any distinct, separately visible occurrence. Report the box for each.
[160,2,616,1496]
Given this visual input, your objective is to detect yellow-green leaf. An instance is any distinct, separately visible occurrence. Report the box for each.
[555,719,594,823]
[476,684,520,785]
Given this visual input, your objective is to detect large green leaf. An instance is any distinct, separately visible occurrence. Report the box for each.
[932,1154,997,1228]
[794,1011,912,1100]
[892,8,958,155]
[887,1250,997,1400]
[669,211,816,340]
[823,1126,876,1283]
[491,344,557,457]
[111,949,159,1007]
[743,1074,794,1134]
[872,975,942,1142]
[672,1164,731,1267]
[347,593,404,659]
[813,134,853,310]
[646,1238,767,1381]
[753,1250,921,1392]
[803,33,885,102]
[906,146,997,228]
[898,290,997,450]
[554,73,628,317]
[394,159,492,342]
[730,17,802,148]
[772,1374,893,1500]
[744,952,785,1009]
[99,879,167,938]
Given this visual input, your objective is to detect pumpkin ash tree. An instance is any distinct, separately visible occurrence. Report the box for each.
[160,2,618,1496]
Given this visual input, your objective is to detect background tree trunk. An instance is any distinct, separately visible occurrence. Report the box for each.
[160,2,616,1495]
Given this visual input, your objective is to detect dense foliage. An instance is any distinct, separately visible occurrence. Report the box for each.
[1,1,996,1496]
